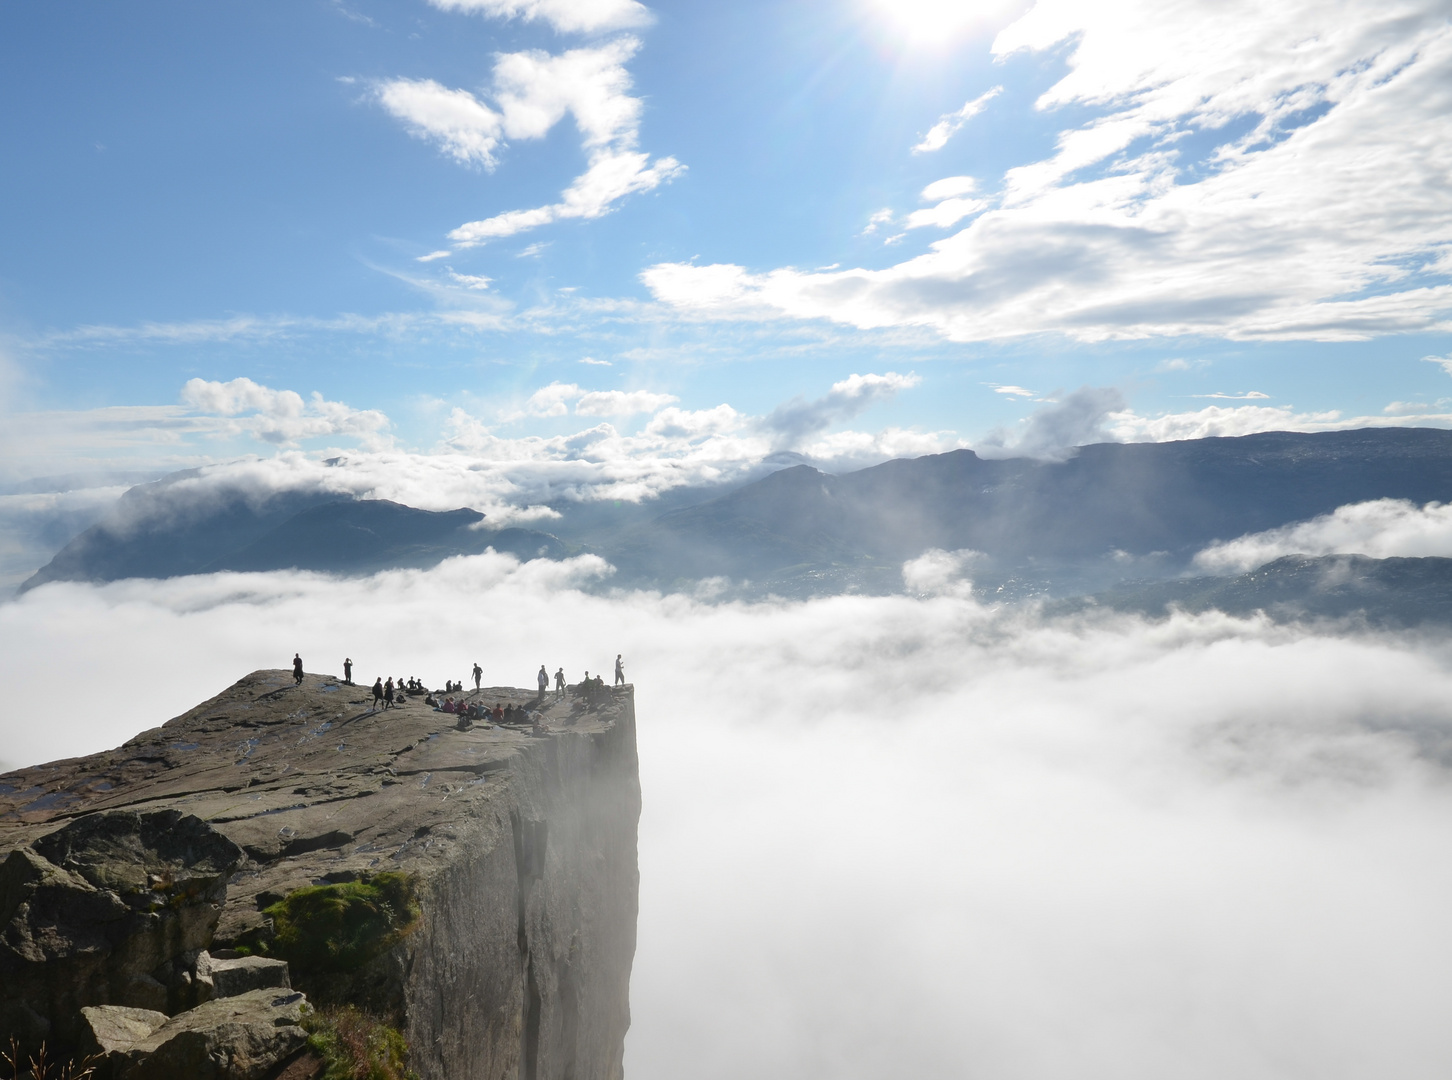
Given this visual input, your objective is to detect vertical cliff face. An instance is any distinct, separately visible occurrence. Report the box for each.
[0,671,641,1080]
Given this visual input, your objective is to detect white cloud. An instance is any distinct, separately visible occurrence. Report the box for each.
[5,566,1452,1076]
[373,78,504,168]
[575,388,679,416]
[978,386,1125,460]
[904,196,987,231]
[1194,498,1452,574]
[417,250,453,262]
[518,381,677,418]
[374,38,685,247]
[648,1,1452,344]
[426,0,651,34]
[579,356,612,365]
[179,377,391,447]
[901,547,983,596]
[522,380,584,417]
[761,372,920,448]
[912,86,1003,153]
[1191,391,1270,400]
[921,176,978,201]
[1424,354,1452,376]
[447,269,493,290]
[861,208,895,236]
[991,384,1036,398]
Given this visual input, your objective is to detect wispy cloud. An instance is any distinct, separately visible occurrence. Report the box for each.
[912,86,1002,154]
[374,37,682,249]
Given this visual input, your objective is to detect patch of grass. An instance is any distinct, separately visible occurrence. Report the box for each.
[258,872,420,975]
[303,1006,417,1080]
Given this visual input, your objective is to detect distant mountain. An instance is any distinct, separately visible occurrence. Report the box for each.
[205,500,566,574]
[20,481,566,592]
[20,428,1452,599]
[1062,554,1452,627]
[601,428,1452,592]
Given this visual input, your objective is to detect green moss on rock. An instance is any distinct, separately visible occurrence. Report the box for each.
[257,872,420,975]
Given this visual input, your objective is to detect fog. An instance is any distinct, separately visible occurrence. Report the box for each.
[1196,498,1452,573]
[4,557,1452,1077]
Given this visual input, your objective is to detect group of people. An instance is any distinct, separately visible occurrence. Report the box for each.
[298,652,629,714]
[435,697,533,725]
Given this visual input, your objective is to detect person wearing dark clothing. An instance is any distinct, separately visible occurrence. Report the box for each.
[614,654,625,686]
[343,658,353,685]
[473,663,483,691]
[555,667,566,700]
[372,678,384,710]
[293,653,304,685]
[537,665,549,701]
[384,678,395,709]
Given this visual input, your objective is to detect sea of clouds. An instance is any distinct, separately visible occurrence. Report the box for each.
[4,553,1452,1077]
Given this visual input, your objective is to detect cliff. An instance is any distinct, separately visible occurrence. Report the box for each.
[0,671,641,1080]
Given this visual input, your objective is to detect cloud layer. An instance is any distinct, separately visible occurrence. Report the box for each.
[1196,498,1452,573]
[4,561,1452,1077]
[645,0,1452,343]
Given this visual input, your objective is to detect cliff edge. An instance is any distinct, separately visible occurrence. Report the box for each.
[0,671,641,1080]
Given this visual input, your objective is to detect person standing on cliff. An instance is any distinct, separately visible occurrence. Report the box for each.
[371,677,384,710]
[343,657,353,685]
[293,653,304,685]
[384,677,395,709]
[537,664,549,702]
[614,654,625,686]
[555,666,566,700]
[473,662,483,691]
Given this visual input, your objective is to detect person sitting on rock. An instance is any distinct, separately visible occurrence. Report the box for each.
[442,697,455,713]
[371,678,384,710]
[493,703,505,723]
[425,691,438,708]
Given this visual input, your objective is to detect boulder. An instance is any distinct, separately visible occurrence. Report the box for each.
[0,810,244,1054]
[78,1004,170,1054]
[205,954,291,998]
[117,989,309,1080]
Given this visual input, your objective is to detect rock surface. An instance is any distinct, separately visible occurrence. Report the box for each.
[0,670,641,1080]
[0,809,244,1044]
[79,1005,170,1054]
[205,954,291,999]
[116,989,308,1080]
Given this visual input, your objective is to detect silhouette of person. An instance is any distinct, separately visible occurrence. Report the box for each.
[554,667,565,700]
[343,658,353,685]
[371,678,383,710]
[473,663,483,691]
[537,664,549,700]
[614,654,625,686]
[293,653,304,685]
[384,677,395,709]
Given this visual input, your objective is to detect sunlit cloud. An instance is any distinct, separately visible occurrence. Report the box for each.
[648,0,1452,344]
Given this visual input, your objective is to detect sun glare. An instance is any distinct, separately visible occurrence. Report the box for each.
[866,0,1025,45]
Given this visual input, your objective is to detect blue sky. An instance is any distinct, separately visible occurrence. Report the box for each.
[2,0,1451,486]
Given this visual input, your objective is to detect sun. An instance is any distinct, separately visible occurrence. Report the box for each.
[864,0,1026,46]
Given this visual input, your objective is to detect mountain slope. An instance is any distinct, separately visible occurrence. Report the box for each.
[603,428,1452,588]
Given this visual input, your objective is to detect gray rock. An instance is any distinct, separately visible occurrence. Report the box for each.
[117,989,308,1080]
[0,810,244,1053]
[204,954,291,999]
[78,1004,170,1054]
